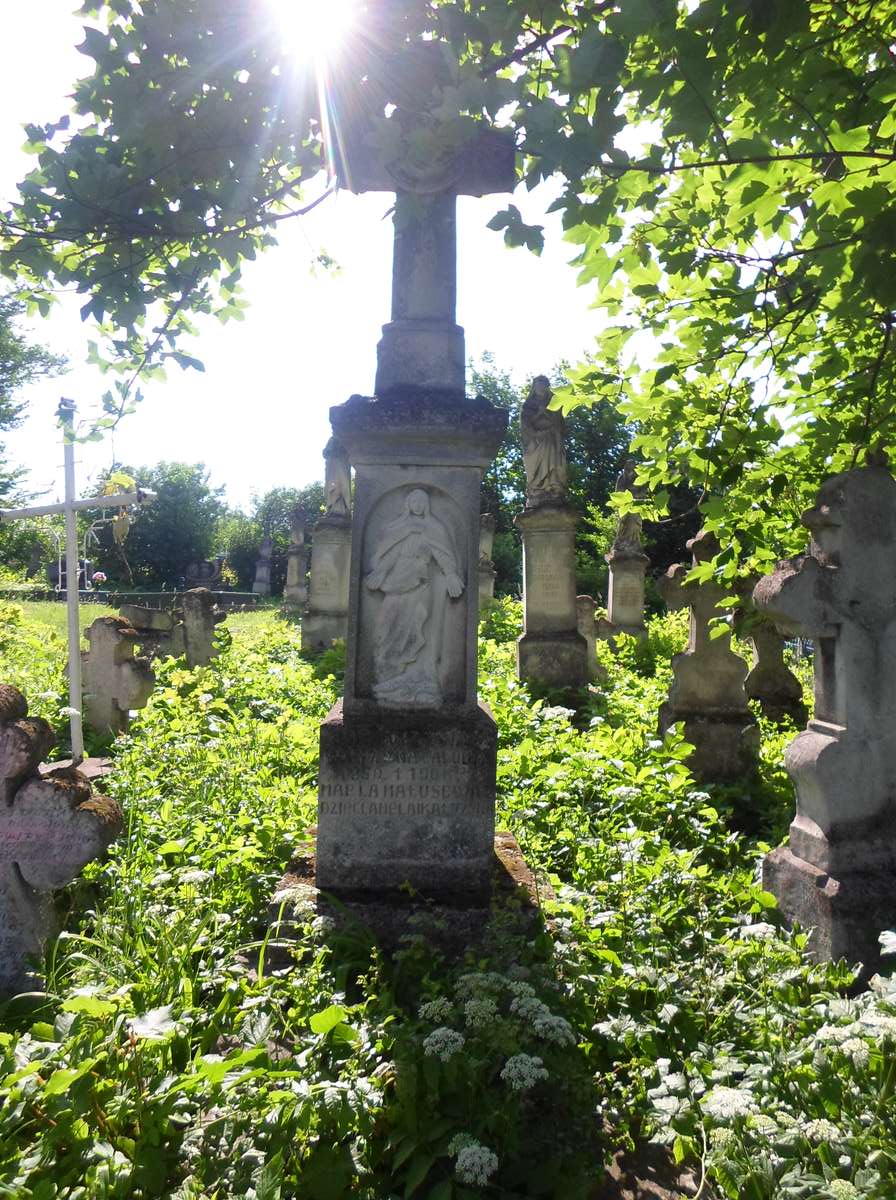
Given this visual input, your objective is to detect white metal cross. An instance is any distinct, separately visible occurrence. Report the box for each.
[0,398,155,762]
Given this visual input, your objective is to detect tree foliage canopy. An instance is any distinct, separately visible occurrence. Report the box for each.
[2,1,894,569]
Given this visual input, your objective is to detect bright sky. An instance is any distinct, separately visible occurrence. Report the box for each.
[1,2,603,512]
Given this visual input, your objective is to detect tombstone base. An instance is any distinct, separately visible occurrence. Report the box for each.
[517,631,589,691]
[301,611,347,656]
[316,700,497,895]
[764,845,896,972]
[659,706,759,781]
[270,830,548,955]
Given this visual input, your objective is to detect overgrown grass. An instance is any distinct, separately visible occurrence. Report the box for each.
[0,600,892,1200]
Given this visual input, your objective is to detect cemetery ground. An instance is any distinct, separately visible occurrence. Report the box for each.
[1,599,894,1200]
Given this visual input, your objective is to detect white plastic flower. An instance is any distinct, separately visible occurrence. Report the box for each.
[701,1086,757,1120]
[422,1027,465,1061]
[454,1141,499,1186]
[418,998,454,1023]
[500,1053,549,1091]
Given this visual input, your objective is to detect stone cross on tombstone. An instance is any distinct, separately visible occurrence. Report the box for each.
[0,684,122,995]
[604,460,649,639]
[658,529,758,780]
[180,589,226,668]
[252,535,273,597]
[754,458,896,968]
[82,616,155,736]
[283,505,309,610]
[316,47,512,898]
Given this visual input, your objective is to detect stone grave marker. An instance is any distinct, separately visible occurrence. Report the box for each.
[252,535,273,597]
[82,616,155,736]
[283,505,309,610]
[658,529,758,780]
[735,592,807,725]
[576,595,607,684]
[302,438,353,655]
[604,460,649,639]
[315,44,513,899]
[515,376,588,690]
[0,684,122,996]
[120,588,225,669]
[478,513,497,611]
[754,457,896,967]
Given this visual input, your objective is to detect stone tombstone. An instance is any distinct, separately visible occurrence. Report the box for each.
[0,684,122,996]
[185,558,223,591]
[658,530,758,780]
[605,460,649,638]
[576,595,607,684]
[478,512,497,611]
[82,616,155,736]
[252,535,273,597]
[734,592,807,725]
[302,439,353,656]
[515,377,588,690]
[316,47,512,896]
[119,588,225,669]
[283,505,310,610]
[754,459,896,967]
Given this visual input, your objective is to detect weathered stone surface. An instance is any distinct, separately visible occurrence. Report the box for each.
[118,604,174,633]
[283,506,309,609]
[576,595,607,684]
[516,504,588,690]
[754,459,896,968]
[185,558,223,590]
[0,685,122,996]
[301,515,352,656]
[478,513,497,611]
[743,617,807,725]
[605,550,648,639]
[521,377,567,508]
[658,529,758,780]
[82,616,155,735]
[252,535,273,597]
[121,588,225,669]
[317,700,497,894]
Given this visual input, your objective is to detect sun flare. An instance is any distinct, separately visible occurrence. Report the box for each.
[269,0,358,60]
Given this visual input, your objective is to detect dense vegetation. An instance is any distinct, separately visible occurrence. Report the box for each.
[1,600,893,1199]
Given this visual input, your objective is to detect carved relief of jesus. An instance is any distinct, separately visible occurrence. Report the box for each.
[364,489,463,706]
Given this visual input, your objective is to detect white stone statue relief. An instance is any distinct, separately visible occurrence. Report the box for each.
[364,488,464,706]
[521,375,567,506]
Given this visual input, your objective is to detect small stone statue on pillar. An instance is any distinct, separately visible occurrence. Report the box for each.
[754,456,896,968]
[283,505,309,610]
[478,513,497,611]
[604,459,649,639]
[515,376,588,690]
[658,530,758,780]
[301,438,353,655]
[0,684,122,995]
[82,616,155,736]
[252,534,273,597]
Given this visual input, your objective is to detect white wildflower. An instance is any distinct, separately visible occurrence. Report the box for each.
[533,1013,577,1047]
[862,1009,896,1040]
[701,1086,757,1120]
[610,785,639,801]
[464,998,498,1029]
[510,994,550,1022]
[422,1027,465,1061]
[739,922,776,940]
[709,1127,737,1152]
[311,915,337,937]
[500,1053,549,1091]
[178,869,211,885]
[688,791,712,803]
[454,1142,499,1186]
[418,998,453,1023]
[455,972,506,999]
[827,1182,861,1200]
[803,1118,841,1144]
[840,1037,870,1068]
[507,980,536,999]
[816,1022,862,1045]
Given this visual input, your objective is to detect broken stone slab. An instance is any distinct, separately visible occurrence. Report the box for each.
[0,684,122,997]
[120,588,225,669]
[82,616,155,736]
[754,457,896,970]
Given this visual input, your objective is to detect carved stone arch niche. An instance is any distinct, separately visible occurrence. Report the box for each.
[356,483,467,707]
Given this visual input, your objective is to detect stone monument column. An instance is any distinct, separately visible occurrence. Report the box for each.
[252,535,273,597]
[515,377,588,690]
[658,529,758,780]
[754,458,896,968]
[283,505,309,610]
[478,513,497,611]
[315,71,512,897]
[604,460,648,638]
[302,438,352,655]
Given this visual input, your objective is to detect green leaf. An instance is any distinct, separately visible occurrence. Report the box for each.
[62,995,117,1018]
[309,1004,348,1035]
[404,1152,436,1197]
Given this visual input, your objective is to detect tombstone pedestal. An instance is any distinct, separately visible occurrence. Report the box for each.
[605,548,648,638]
[283,545,309,609]
[316,392,507,897]
[516,505,588,690]
[301,515,352,655]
